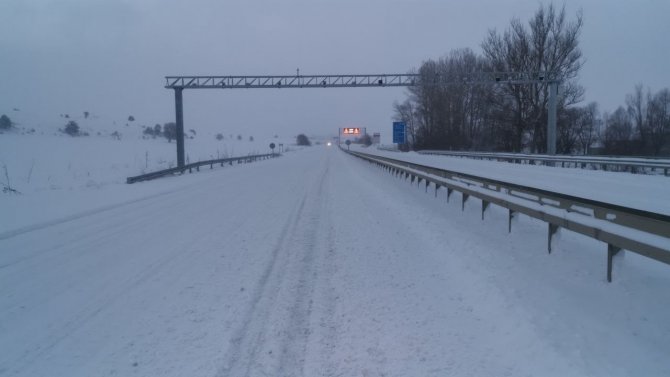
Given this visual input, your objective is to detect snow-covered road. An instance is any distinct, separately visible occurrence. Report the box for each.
[1,147,669,376]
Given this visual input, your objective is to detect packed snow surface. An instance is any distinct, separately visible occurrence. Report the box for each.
[1,141,669,376]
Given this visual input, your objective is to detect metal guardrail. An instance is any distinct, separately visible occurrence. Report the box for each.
[344,148,670,282]
[126,153,279,184]
[418,150,670,176]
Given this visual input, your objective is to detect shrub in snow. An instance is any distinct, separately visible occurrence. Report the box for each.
[0,114,12,130]
[360,134,372,146]
[163,122,177,142]
[63,121,80,136]
[144,124,162,138]
[296,134,311,146]
[216,133,224,141]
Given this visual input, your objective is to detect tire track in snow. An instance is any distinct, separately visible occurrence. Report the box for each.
[1,169,285,374]
[277,161,330,377]
[217,153,332,377]
[2,193,240,373]
[0,164,254,242]
[216,195,308,377]
[0,184,186,241]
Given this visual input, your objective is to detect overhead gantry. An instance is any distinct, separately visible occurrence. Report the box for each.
[165,72,560,167]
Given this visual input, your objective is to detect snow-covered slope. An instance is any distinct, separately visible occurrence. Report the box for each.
[0,113,296,231]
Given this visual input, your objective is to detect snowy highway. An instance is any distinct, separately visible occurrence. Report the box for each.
[1,146,669,376]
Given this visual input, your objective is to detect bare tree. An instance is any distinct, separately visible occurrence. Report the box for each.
[603,106,633,154]
[645,88,670,155]
[482,4,584,152]
[626,84,647,143]
[557,107,580,153]
[405,49,491,150]
[576,102,599,154]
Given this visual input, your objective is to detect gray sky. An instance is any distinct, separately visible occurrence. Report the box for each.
[1,0,669,139]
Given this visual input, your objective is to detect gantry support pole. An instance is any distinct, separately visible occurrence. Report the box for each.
[547,82,558,155]
[174,88,185,168]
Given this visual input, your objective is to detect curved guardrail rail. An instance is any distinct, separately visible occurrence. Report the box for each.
[418,150,670,176]
[344,148,670,282]
[126,153,278,184]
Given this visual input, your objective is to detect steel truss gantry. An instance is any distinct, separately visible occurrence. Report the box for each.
[166,72,560,167]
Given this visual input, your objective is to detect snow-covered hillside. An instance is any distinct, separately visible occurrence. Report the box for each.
[0,110,302,231]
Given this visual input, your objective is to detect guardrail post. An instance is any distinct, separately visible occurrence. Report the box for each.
[482,200,490,220]
[607,244,622,282]
[343,150,670,284]
[548,223,559,253]
[435,184,440,197]
[425,180,429,193]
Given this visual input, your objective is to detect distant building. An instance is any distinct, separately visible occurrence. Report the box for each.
[372,132,380,144]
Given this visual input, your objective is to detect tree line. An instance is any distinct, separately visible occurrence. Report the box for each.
[394,4,669,156]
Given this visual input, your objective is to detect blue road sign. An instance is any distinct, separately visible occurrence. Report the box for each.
[393,121,406,144]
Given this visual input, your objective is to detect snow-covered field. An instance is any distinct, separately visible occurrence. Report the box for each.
[1,130,669,376]
[0,111,299,232]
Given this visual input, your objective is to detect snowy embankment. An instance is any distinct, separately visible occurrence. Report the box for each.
[353,145,670,216]
[1,140,669,376]
[0,123,295,233]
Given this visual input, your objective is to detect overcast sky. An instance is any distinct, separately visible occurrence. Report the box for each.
[1,0,669,140]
